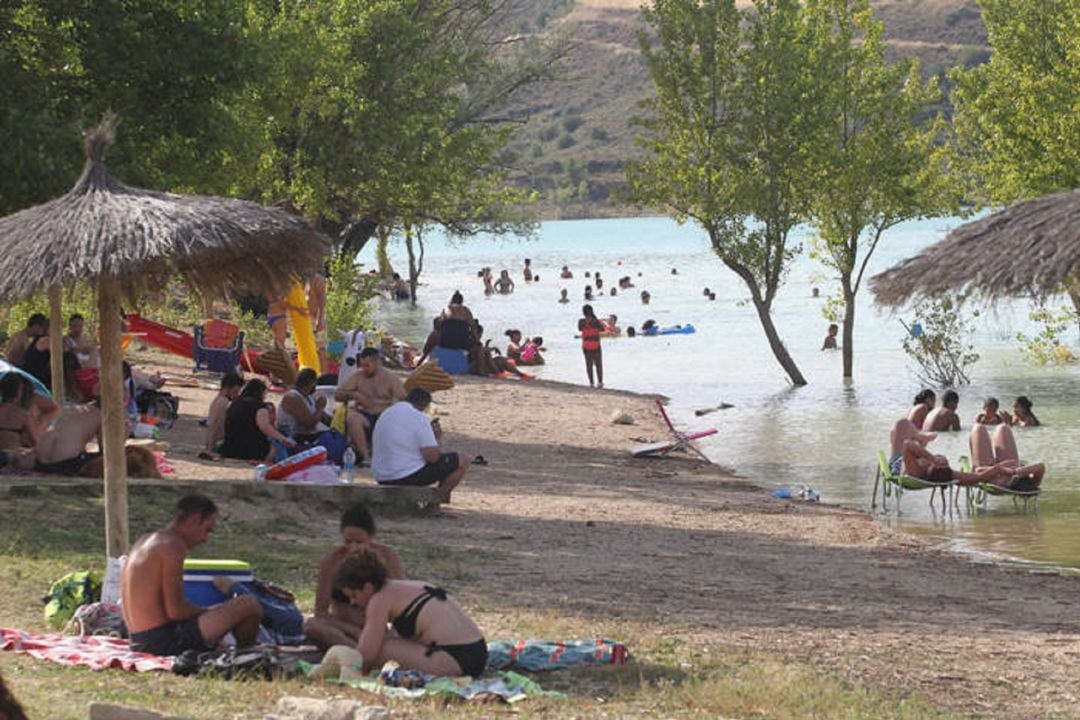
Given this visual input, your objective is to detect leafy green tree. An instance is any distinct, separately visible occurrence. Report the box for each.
[949,0,1080,202]
[0,0,255,213]
[629,0,825,386]
[239,0,551,267]
[804,0,947,381]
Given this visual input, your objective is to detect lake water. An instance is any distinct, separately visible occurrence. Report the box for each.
[365,216,1080,574]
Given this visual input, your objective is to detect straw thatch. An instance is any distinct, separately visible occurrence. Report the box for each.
[870,189,1080,307]
[0,118,329,303]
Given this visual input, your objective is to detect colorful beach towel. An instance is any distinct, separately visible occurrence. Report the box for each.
[305,665,563,703]
[0,627,173,673]
[487,638,629,672]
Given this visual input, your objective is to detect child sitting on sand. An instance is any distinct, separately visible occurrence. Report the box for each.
[518,337,546,366]
[303,502,404,649]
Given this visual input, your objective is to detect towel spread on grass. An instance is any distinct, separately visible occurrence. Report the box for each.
[302,638,629,703]
[0,627,174,672]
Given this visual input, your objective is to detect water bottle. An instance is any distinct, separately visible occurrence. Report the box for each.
[341,447,356,484]
[253,464,269,482]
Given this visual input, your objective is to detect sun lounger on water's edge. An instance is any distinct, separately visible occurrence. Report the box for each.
[631,400,717,461]
[872,449,954,512]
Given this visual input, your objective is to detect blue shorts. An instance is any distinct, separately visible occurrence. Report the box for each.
[889,453,903,476]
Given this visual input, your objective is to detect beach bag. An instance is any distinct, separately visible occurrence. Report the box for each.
[137,390,179,429]
[43,570,102,629]
[68,601,125,637]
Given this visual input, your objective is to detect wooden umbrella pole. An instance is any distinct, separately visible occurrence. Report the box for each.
[97,278,129,557]
[47,286,65,404]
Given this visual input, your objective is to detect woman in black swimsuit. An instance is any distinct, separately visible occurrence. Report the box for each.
[335,548,487,677]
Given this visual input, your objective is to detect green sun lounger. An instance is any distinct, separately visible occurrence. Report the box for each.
[958,457,1041,512]
[872,450,953,512]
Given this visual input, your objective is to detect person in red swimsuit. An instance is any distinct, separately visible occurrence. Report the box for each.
[578,304,605,389]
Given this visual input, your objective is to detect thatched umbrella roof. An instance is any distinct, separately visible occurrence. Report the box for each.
[0,119,329,301]
[870,188,1080,307]
[0,118,330,559]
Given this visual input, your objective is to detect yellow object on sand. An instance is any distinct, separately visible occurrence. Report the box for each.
[404,362,455,393]
[287,282,320,374]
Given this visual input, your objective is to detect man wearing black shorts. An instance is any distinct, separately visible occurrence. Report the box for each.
[371,388,471,498]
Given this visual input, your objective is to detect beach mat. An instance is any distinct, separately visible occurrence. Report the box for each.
[0,627,174,672]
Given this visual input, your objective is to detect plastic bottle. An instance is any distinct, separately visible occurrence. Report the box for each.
[341,447,356,484]
[253,464,269,482]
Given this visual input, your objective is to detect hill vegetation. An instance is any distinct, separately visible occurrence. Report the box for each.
[502,0,988,219]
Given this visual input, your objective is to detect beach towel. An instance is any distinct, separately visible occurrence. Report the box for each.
[0,627,174,672]
[486,638,629,672]
[303,662,563,703]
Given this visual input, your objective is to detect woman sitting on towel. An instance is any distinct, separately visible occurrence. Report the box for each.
[335,547,487,677]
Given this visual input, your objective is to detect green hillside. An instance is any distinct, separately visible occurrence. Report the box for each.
[501,0,989,219]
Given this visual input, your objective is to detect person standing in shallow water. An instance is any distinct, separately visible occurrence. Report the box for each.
[578,304,605,389]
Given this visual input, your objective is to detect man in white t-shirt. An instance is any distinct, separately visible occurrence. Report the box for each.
[371,388,471,497]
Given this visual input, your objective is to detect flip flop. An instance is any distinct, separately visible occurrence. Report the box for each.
[474,455,489,466]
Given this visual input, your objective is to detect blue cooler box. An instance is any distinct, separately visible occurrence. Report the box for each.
[182,559,253,607]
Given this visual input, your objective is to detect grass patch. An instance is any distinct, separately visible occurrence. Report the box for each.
[0,494,954,719]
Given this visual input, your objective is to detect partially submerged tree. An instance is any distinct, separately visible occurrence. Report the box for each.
[804,0,948,381]
[630,0,825,386]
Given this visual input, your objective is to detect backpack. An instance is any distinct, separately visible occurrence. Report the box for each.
[137,390,179,429]
[42,570,102,629]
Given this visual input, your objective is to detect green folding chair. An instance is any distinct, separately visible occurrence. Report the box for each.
[872,450,952,512]
[958,456,1040,512]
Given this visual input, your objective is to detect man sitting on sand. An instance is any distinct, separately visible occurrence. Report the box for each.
[925,390,961,432]
[200,372,243,460]
[372,388,471,498]
[303,502,404,649]
[335,348,406,432]
[121,494,262,656]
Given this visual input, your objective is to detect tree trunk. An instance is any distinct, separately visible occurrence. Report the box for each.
[841,274,856,380]
[750,295,807,386]
[721,254,807,386]
[47,286,65,404]
[405,227,419,306]
[375,226,395,278]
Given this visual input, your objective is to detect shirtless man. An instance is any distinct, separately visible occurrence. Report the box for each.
[200,372,243,459]
[334,348,405,429]
[925,390,961,432]
[121,494,261,656]
[303,502,404,649]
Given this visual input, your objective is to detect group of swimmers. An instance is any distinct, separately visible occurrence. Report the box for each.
[889,389,1045,491]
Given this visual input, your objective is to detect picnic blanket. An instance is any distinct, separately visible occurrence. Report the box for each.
[0,627,173,673]
[487,638,629,672]
[307,665,564,703]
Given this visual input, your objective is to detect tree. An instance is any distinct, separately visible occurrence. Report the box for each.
[239,0,552,268]
[0,0,255,214]
[949,0,1080,203]
[804,0,947,381]
[629,0,825,386]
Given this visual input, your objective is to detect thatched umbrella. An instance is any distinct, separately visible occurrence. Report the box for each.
[0,118,329,559]
[870,189,1080,307]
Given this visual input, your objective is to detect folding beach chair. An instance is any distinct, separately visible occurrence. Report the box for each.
[958,457,1041,512]
[631,399,717,461]
[872,450,953,512]
[193,320,244,374]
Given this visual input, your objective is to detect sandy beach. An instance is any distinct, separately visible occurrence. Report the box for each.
[49,356,1071,718]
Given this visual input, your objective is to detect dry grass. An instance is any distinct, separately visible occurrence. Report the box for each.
[0,493,950,720]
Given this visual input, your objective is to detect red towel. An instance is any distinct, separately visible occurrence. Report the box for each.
[0,627,173,672]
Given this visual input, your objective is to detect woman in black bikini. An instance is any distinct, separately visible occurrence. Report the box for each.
[335,548,487,677]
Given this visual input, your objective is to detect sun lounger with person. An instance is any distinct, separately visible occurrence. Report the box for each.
[888,418,1020,487]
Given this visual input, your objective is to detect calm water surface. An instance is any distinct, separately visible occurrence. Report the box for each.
[366,216,1080,573]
